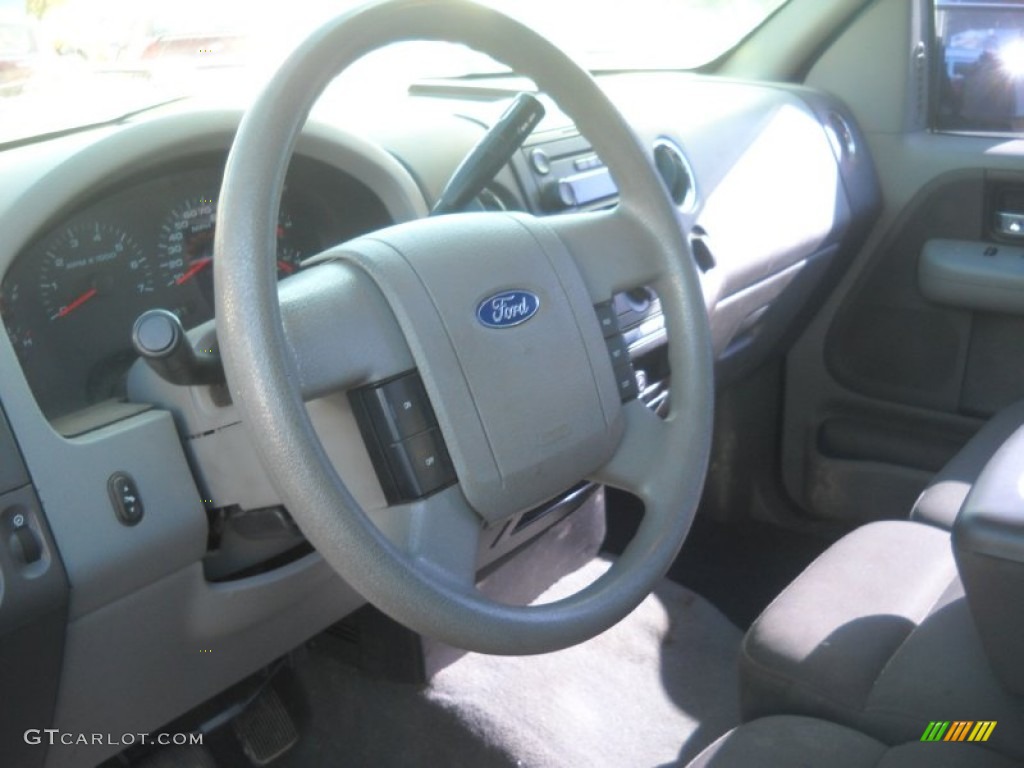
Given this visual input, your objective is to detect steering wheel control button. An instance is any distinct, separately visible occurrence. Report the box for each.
[605,334,630,367]
[613,364,640,402]
[387,429,456,500]
[594,303,639,401]
[593,301,620,338]
[601,323,639,401]
[350,371,456,504]
[108,472,144,526]
[371,373,435,443]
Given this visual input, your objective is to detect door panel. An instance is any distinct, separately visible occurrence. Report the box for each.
[813,168,1024,419]
[780,0,1024,525]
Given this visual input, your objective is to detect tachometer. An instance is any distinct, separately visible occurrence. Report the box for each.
[39,223,153,322]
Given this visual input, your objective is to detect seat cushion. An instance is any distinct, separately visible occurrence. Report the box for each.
[739,521,1024,760]
[912,399,1024,529]
[686,716,1017,768]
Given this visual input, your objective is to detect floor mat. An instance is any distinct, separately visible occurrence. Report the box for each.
[426,558,743,768]
[278,557,742,768]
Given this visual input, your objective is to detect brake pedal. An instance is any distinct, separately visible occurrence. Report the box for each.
[232,686,299,766]
[133,743,216,768]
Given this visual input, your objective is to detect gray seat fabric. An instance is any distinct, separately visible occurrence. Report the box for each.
[686,716,1018,768]
[912,399,1024,529]
[739,520,1024,761]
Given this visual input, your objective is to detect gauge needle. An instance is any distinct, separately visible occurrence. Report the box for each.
[277,260,296,275]
[52,287,97,319]
[176,257,212,285]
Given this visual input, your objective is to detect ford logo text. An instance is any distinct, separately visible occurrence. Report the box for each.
[476,290,540,329]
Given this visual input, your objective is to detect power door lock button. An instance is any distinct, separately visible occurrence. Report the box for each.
[108,472,144,526]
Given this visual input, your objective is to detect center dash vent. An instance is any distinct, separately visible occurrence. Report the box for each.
[653,138,697,211]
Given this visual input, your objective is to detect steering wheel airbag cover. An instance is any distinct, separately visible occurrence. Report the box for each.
[338,213,623,522]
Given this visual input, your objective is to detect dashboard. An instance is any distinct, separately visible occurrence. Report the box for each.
[0,70,880,768]
[0,154,392,426]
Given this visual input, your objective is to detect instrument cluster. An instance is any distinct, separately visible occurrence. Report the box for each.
[1,154,393,422]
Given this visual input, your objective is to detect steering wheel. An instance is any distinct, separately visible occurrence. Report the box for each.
[214,0,713,655]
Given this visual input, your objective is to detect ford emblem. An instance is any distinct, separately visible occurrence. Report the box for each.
[476,290,540,329]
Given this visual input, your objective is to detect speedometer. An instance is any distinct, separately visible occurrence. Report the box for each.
[157,194,310,295]
[39,222,153,323]
[156,195,217,290]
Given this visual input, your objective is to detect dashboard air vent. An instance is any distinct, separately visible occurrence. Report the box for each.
[653,138,697,211]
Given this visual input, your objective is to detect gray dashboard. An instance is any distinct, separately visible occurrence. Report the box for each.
[389,74,879,379]
[0,73,879,767]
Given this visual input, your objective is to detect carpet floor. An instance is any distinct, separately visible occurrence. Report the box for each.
[276,557,742,768]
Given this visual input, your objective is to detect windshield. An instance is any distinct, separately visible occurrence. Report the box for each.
[1,0,786,145]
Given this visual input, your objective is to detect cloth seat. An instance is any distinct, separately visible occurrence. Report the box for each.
[739,520,1024,761]
[912,399,1024,529]
[685,716,1017,768]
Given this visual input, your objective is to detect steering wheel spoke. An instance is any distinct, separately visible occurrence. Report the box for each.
[543,206,667,303]
[277,257,415,399]
[590,401,669,499]
[372,487,483,590]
